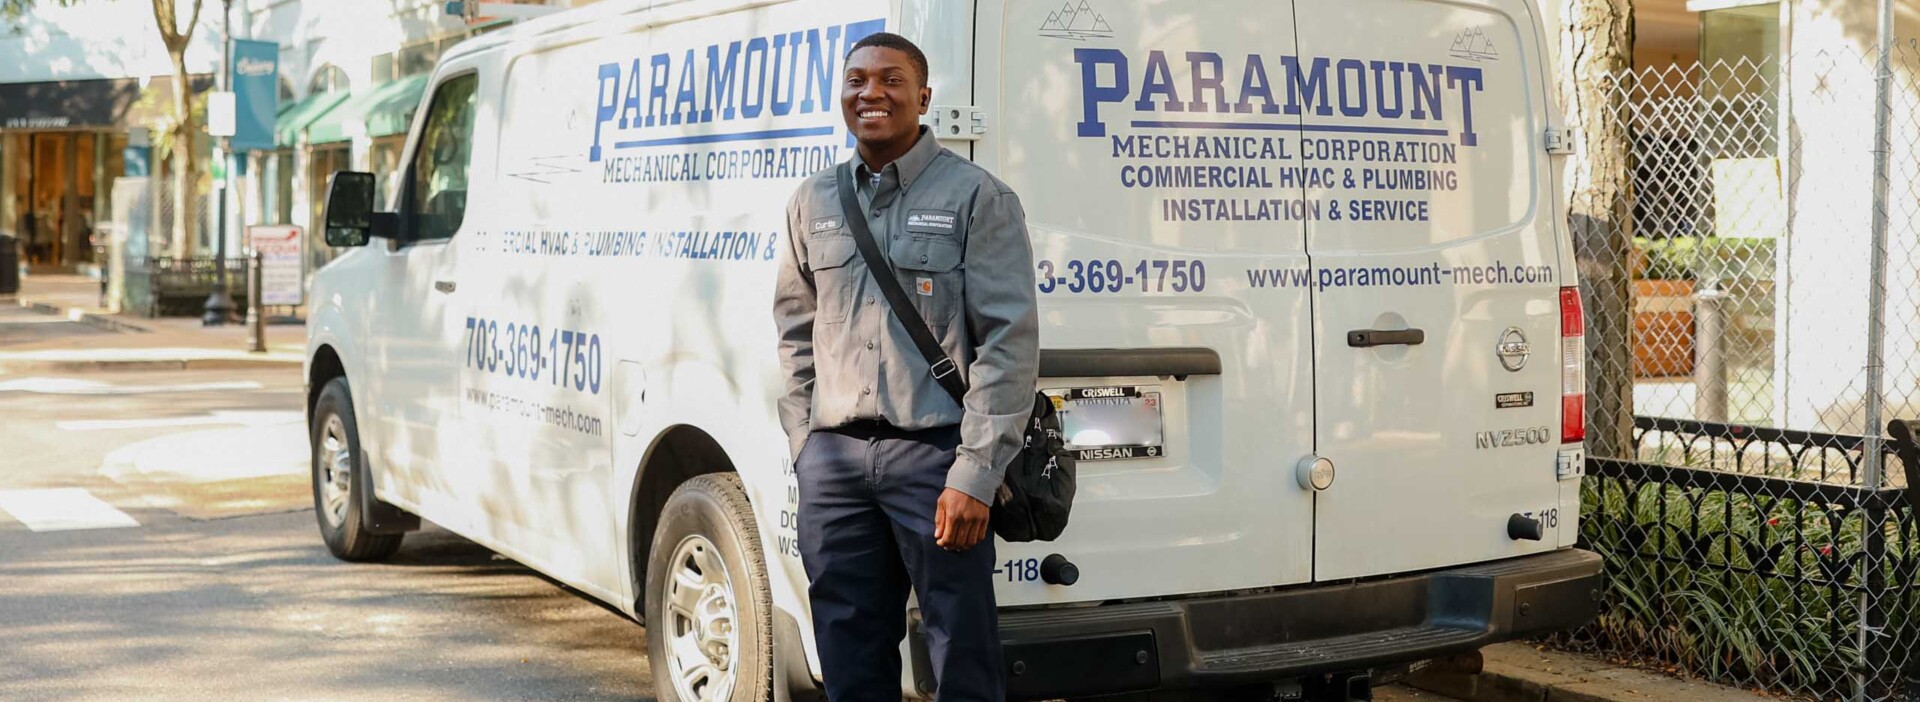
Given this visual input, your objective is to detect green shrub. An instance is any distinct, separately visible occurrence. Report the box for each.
[1634,237,1779,283]
[1568,477,1914,698]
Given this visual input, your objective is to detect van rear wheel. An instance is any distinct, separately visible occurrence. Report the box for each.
[310,377,403,561]
[645,473,774,702]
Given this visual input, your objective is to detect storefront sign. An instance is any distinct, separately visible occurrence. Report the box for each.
[0,79,142,129]
[229,40,279,151]
[247,225,304,306]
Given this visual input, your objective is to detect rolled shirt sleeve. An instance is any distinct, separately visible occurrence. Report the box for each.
[946,187,1041,504]
[773,193,817,461]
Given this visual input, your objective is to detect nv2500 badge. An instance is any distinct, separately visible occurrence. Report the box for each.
[1475,426,1553,449]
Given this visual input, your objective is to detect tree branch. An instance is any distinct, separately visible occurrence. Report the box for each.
[151,0,177,45]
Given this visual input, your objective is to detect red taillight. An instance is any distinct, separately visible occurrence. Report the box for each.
[1561,287,1585,443]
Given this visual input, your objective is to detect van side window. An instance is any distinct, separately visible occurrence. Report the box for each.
[405,73,478,242]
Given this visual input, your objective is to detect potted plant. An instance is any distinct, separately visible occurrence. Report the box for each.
[1632,236,1696,378]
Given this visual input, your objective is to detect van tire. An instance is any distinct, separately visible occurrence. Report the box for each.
[646,473,774,702]
[309,377,404,562]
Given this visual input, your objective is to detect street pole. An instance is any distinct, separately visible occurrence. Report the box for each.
[202,0,237,326]
[247,248,265,352]
[1857,1,1895,699]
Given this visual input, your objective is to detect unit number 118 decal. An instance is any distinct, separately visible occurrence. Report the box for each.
[997,558,1040,583]
[1527,508,1561,529]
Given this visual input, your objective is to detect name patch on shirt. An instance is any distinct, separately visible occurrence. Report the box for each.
[906,210,958,235]
[809,216,844,234]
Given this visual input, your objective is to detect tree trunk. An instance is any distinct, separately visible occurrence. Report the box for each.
[168,47,195,258]
[1559,0,1635,458]
[150,0,202,259]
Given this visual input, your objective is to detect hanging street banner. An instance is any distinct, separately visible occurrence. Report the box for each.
[230,39,279,152]
[247,225,304,305]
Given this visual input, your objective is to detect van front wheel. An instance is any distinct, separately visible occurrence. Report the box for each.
[645,473,774,702]
[310,377,403,561]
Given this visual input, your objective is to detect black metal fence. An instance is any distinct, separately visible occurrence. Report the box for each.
[120,256,251,318]
[1563,416,1918,699]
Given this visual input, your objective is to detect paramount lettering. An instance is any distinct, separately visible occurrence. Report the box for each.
[1075,48,1487,147]
[589,18,885,161]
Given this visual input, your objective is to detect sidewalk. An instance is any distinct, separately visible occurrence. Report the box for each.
[1409,643,1773,702]
[1,273,305,371]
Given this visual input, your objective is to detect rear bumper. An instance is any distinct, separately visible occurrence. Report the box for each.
[995,548,1602,700]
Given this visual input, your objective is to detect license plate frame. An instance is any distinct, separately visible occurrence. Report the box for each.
[1044,385,1166,462]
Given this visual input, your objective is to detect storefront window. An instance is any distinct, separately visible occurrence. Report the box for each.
[308,65,350,95]
[1700,1,1780,156]
[371,136,406,211]
[307,144,351,272]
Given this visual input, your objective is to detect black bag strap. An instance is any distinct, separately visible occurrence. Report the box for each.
[835,162,969,405]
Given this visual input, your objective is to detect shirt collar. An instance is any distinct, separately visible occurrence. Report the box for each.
[855,126,939,191]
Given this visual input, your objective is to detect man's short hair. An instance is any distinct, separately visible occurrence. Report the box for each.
[848,32,929,86]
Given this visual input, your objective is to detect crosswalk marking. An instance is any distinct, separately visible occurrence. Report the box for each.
[58,409,303,432]
[0,377,264,395]
[0,488,140,532]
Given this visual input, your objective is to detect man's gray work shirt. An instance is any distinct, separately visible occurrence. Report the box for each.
[773,128,1040,505]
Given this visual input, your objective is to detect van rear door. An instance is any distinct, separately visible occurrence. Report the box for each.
[1294,0,1569,580]
[977,0,1317,603]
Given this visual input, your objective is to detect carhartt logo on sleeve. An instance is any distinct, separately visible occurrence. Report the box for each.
[917,277,934,296]
[810,216,844,233]
[906,210,958,235]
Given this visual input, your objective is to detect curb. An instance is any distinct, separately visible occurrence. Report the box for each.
[1407,644,1767,702]
[15,299,153,334]
[0,357,303,373]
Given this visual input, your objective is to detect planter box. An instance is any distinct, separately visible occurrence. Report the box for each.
[1633,279,1694,378]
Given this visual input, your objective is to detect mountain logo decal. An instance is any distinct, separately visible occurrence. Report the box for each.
[1039,0,1114,40]
[1449,26,1500,62]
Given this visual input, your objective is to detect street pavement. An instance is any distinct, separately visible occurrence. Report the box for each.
[0,323,653,700]
[0,301,113,347]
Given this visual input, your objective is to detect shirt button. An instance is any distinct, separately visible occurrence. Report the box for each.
[865,340,875,350]
[872,210,881,217]
[862,386,872,395]
[919,254,930,264]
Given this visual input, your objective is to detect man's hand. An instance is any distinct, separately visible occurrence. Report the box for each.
[933,488,991,551]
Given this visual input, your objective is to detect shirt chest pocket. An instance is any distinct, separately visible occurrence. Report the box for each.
[888,234,963,330]
[806,234,859,324]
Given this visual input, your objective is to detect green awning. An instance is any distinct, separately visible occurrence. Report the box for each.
[274,90,348,148]
[303,74,430,146]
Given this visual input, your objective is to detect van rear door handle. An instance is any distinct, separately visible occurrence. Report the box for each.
[1347,328,1425,347]
[433,281,456,294]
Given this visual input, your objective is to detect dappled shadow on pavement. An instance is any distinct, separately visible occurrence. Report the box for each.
[0,510,655,702]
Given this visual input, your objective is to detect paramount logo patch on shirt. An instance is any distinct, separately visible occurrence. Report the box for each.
[810,216,844,233]
[906,210,958,235]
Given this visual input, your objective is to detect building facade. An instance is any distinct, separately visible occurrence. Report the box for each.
[0,0,223,271]
[2,0,562,294]
[240,0,562,277]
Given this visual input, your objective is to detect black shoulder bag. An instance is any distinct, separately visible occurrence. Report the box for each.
[834,163,1075,543]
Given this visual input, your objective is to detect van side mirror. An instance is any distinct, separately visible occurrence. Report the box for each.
[322,171,396,247]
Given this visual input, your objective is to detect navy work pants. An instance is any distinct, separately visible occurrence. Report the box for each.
[797,422,1004,702]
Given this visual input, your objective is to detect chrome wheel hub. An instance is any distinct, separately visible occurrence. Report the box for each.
[664,534,738,702]
[318,414,352,528]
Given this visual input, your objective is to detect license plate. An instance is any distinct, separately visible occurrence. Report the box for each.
[1044,386,1164,461]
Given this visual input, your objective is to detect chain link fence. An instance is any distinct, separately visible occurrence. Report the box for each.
[1557,42,1920,701]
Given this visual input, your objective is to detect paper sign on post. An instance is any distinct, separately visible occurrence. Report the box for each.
[247,225,305,306]
[208,91,236,137]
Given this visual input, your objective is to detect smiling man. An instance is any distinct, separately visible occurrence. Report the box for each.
[772,31,1038,702]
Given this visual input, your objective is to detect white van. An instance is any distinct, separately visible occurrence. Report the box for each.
[304,0,1602,698]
